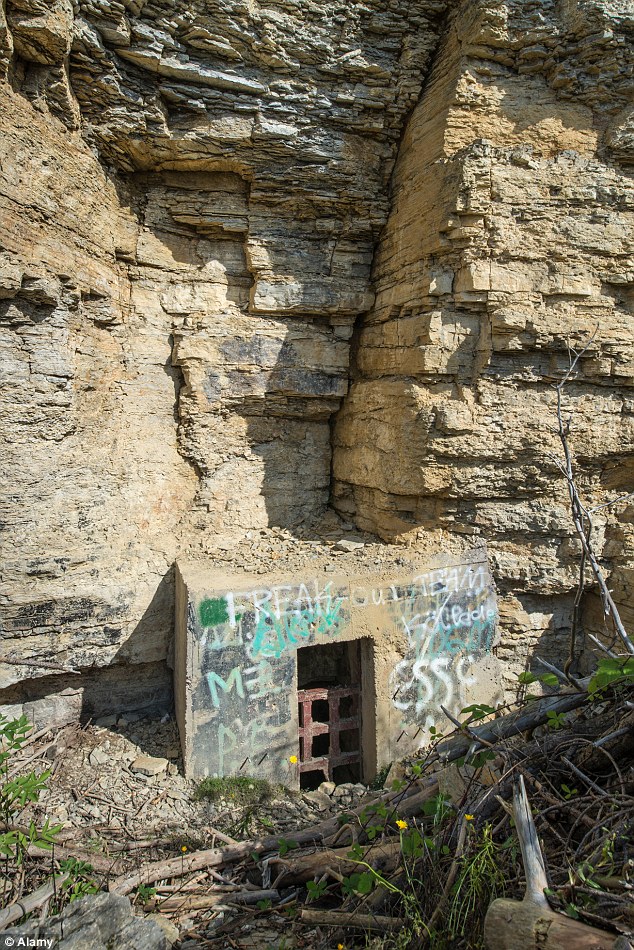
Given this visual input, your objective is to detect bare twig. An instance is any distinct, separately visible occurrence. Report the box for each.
[588,634,618,658]
[534,657,582,689]
[299,908,404,932]
[560,756,609,798]
[551,332,634,657]
[440,705,496,748]
[587,492,634,515]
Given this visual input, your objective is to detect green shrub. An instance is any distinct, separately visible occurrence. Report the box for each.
[0,714,62,869]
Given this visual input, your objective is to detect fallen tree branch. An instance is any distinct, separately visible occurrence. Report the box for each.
[269,839,402,887]
[26,842,123,875]
[434,683,590,765]
[299,908,404,933]
[150,888,279,913]
[0,873,69,931]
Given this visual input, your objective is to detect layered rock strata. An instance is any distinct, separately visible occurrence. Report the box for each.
[0,0,632,718]
[0,0,450,709]
[333,0,634,682]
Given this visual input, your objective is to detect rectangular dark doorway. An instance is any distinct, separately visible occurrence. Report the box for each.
[297,639,368,790]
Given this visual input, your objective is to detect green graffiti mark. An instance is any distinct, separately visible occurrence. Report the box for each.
[206,668,245,708]
[199,597,229,627]
[250,599,346,660]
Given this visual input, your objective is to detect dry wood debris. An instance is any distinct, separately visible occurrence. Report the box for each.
[2,674,630,949]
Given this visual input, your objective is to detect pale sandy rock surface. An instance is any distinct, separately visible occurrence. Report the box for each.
[0,0,633,716]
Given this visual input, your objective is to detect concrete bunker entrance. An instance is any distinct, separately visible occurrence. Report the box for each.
[296,639,373,790]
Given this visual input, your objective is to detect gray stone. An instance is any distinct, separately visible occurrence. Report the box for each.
[131,754,168,776]
[303,790,331,812]
[149,915,180,947]
[4,892,169,949]
[334,539,365,552]
[89,748,109,767]
[319,781,336,797]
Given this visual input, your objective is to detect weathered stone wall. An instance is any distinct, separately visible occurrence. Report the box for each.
[0,0,632,719]
[332,0,634,687]
[0,0,450,709]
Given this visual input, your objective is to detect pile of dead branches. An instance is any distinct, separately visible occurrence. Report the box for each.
[78,676,628,949]
[0,670,630,948]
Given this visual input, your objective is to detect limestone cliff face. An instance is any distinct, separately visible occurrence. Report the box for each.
[333,0,634,683]
[0,0,449,708]
[0,0,632,710]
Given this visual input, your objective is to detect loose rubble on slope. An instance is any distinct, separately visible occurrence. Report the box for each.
[25,712,377,846]
[3,674,633,949]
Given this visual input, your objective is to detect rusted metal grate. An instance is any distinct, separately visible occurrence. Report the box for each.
[297,686,361,782]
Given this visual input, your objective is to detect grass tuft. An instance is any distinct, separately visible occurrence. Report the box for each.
[194,776,274,806]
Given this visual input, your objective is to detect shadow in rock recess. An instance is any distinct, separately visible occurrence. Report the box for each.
[0,571,175,730]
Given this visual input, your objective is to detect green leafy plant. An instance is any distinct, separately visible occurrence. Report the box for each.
[460,703,496,724]
[467,749,497,769]
[57,858,99,905]
[546,710,566,730]
[0,714,62,870]
[343,822,431,947]
[400,827,425,860]
[588,657,634,697]
[516,670,538,703]
[517,671,537,685]
[278,838,298,857]
[446,824,506,942]
[422,793,453,825]
[341,870,375,896]
[135,882,157,905]
[305,879,328,902]
[369,763,392,790]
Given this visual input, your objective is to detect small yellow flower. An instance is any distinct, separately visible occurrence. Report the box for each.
[181,845,188,852]
[289,755,298,764]
[465,814,475,821]
[338,944,345,950]
[396,819,408,830]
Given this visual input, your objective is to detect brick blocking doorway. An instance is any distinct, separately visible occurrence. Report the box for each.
[296,639,373,790]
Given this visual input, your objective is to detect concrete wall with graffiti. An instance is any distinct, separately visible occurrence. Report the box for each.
[175,550,501,785]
